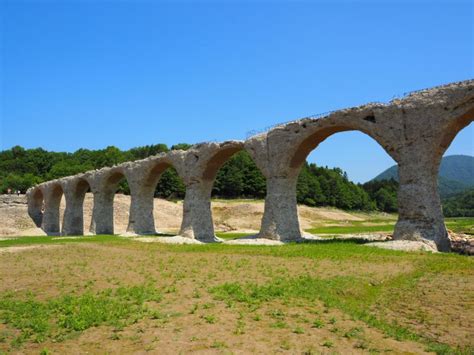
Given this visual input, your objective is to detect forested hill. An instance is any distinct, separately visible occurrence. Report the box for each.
[0,145,470,216]
[373,155,474,198]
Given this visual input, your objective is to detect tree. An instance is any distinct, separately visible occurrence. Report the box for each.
[155,168,185,199]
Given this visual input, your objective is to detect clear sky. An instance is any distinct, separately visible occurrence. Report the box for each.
[1,0,473,182]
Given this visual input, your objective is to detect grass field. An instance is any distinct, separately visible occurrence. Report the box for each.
[304,217,474,236]
[0,219,472,353]
[0,224,473,354]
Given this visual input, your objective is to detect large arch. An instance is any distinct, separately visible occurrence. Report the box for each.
[125,155,183,235]
[88,167,128,235]
[161,142,252,242]
[40,182,64,236]
[27,187,44,228]
[245,103,401,242]
[202,144,261,238]
[296,130,398,234]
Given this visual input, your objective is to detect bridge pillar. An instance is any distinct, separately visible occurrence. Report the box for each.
[259,176,302,241]
[62,189,85,236]
[127,182,156,235]
[245,134,303,242]
[90,190,115,235]
[169,143,243,243]
[393,158,449,251]
[179,180,217,242]
[41,185,62,236]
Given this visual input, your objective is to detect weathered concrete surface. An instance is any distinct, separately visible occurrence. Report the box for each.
[26,80,474,250]
[169,141,244,242]
[32,182,63,236]
[246,80,474,250]
[60,177,90,236]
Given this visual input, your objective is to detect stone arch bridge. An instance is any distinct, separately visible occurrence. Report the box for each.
[27,80,474,251]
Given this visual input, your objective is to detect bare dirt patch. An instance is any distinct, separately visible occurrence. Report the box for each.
[0,244,61,254]
[377,271,474,349]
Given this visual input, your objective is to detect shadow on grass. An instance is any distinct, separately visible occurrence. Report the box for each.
[297,238,372,245]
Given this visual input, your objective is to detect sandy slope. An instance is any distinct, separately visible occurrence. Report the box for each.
[0,194,387,236]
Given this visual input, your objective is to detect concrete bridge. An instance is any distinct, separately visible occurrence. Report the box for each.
[27,80,474,251]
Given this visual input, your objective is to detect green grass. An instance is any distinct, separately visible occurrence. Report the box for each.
[215,232,254,240]
[1,217,470,248]
[208,253,473,354]
[0,235,125,248]
[305,217,473,235]
[0,231,472,353]
[305,224,395,235]
[445,217,474,234]
[0,284,162,346]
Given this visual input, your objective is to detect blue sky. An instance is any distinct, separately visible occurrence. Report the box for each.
[1,0,473,182]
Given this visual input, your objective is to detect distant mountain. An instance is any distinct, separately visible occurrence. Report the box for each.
[373,155,474,198]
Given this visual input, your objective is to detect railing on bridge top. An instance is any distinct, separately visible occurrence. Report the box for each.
[244,105,381,139]
[244,80,466,139]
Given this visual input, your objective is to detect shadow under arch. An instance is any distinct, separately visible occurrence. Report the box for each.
[62,177,91,235]
[90,168,129,235]
[42,183,64,236]
[28,187,44,228]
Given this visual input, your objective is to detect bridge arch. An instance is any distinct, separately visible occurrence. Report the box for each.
[245,104,402,242]
[125,155,186,235]
[61,177,91,235]
[204,143,266,240]
[438,107,474,161]
[88,166,129,235]
[27,187,44,228]
[282,107,400,176]
[41,182,64,235]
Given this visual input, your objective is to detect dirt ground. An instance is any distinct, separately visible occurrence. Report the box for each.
[0,194,393,236]
[0,241,472,354]
[0,244,427,353]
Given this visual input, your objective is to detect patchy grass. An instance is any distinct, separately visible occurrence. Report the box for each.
[445,217,474,234]
[208,256,473,353]
[215,232,254,240]
[0,234,472,353]
[305,224,395,235]
[306,217,473,235]
[0,235,124,248]
[0,284,162,346]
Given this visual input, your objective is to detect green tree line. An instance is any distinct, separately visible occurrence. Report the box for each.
[442,189,474,217]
